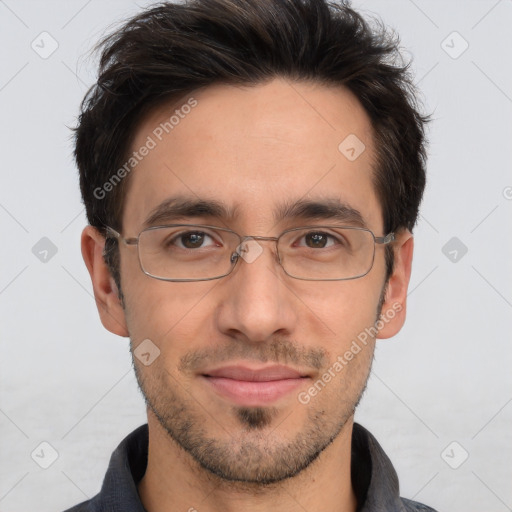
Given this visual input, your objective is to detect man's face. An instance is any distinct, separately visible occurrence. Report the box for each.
[116,78,392,483]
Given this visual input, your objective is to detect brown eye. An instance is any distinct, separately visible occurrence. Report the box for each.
[304,232,329,248]
[180,232,207,249]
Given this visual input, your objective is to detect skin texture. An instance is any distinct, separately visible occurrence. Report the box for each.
[81,78,414,512]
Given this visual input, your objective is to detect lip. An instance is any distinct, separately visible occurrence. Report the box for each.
[201,364,310,406]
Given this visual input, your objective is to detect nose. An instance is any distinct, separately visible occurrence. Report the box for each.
[214,237,299,344]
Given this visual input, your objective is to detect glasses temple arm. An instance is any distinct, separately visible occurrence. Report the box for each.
[374,233,395,244]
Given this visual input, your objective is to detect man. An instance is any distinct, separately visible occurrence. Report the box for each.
[66,0,436,510]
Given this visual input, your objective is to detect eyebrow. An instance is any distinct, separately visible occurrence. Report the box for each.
[275,197,367,228]
[143,195,367,229]
[143,196,240,227]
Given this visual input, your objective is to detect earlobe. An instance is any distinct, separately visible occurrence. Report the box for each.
[81,225,129,337]
[377,230,414,339]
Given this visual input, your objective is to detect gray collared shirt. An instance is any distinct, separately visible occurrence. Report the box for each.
[63,423,438,511]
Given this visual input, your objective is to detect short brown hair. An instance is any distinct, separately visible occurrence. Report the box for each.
[74,0,428,288]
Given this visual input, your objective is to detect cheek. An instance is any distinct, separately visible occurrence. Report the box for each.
[293,279,382,349]
[308,287,379,404]
[122,272,218,355]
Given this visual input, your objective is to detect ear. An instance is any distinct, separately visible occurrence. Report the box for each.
[376,229,414,339]
[81,225,129,337]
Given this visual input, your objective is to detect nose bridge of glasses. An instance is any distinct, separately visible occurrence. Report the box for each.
[231,234,281,265]
[244,235,280,243]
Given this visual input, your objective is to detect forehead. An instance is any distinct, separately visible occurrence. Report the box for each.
[122,78,381,233]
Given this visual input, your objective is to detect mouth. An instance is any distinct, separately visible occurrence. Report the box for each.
[201,364,310,407]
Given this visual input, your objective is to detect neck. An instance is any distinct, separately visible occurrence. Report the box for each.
[138,411,358,512]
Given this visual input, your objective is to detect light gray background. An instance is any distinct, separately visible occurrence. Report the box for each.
[1,0,511,511]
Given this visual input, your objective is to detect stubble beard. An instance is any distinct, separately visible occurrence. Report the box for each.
[133,353,373,487]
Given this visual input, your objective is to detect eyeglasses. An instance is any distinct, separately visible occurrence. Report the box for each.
[105,224,395,282]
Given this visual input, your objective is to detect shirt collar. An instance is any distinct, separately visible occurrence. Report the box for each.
[352,423,408,512]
